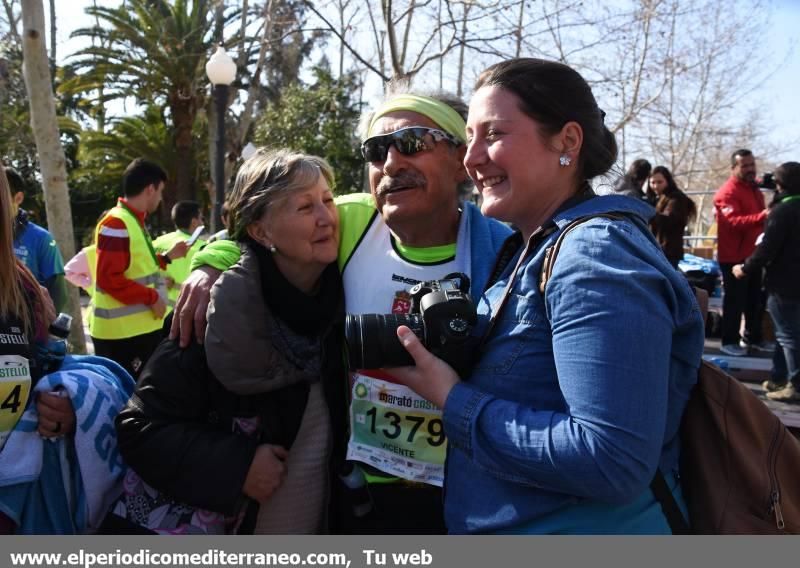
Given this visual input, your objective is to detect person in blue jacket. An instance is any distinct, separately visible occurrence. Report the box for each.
[389,58,705,534]
[6,168,67,313]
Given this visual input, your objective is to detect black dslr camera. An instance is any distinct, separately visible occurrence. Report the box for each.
[759,172,777,190]
[345,272,478,376]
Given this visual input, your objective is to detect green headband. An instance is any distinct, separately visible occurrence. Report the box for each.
[367,94,467,144]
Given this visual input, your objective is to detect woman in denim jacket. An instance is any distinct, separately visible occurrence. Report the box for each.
[389,59,705,534]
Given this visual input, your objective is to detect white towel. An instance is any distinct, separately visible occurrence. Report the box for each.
[0,355,134,529]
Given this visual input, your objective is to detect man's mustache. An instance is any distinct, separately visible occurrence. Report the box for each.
[376,172,427,196]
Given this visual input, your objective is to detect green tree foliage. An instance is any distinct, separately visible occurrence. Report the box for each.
[254,67,364,194]
[62,0,221,205]
[79,106,178,193]
[0,45,40,202]
[72,105,183,240]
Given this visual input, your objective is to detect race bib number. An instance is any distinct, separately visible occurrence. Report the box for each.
[0,354,32,452]
[346,373,446,486]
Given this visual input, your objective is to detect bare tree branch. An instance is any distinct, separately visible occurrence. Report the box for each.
[1,0,21,44]
[303,0,390,81]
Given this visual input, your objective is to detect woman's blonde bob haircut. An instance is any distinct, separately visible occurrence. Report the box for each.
[227,148,335,241]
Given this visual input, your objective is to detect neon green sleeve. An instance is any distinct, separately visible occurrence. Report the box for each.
[190,239,241,272]
[189,193,377,274]
[336,193,378,271]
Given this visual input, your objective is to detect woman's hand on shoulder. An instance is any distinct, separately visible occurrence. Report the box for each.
[385,326,460,409]
[242,444,289,503]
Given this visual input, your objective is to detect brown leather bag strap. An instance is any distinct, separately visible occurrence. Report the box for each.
[651,470,691,534]
[535,211,693,533]
[538,213,626,294]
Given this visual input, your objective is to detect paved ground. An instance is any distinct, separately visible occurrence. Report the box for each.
[704,335,800,430]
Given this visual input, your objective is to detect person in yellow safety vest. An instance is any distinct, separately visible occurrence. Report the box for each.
[152,201,205,313]
[89,159,188,379]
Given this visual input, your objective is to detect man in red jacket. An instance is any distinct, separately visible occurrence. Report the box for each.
[714,149,770,356]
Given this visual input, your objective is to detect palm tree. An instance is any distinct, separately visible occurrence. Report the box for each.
[80,106,179,191]
[62,0,220,204]
[78,105,185,232]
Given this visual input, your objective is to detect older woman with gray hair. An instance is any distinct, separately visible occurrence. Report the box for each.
[109,149,349,534]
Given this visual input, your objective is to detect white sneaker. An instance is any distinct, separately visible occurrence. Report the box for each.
[762,379,788,393]
[720,344,748,357]
[766,383,800,403]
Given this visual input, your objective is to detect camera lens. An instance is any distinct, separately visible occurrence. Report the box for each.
[345,313,425,370]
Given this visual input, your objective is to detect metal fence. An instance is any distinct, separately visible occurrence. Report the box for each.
[681,187,774,249]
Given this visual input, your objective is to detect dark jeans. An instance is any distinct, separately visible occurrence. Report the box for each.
[92,329,163,380]
[772,344,788,382]
[766,294,800,387]
[0,511,14,534]
[720,263,764,346]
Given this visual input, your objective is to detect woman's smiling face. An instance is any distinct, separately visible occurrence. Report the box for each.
[464,85,568,237]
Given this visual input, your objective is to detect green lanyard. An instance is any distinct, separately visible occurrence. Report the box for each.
[778,194,800,204]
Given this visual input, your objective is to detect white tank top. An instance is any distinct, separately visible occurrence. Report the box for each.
[342,210,471,486]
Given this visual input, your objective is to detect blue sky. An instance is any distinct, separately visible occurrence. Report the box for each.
[753,0,800,161]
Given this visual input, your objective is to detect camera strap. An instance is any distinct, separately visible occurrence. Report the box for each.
[478,226,553,347]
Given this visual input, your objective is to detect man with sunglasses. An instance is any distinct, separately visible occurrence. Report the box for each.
[169,91,511,533]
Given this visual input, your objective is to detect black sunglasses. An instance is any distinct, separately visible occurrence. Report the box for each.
[361,127,460,163]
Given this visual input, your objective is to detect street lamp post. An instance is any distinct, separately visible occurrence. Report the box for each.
[205,44,236,233]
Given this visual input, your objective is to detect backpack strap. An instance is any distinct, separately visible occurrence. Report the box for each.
[537,211,693,534]
[538,213,625,293]
[651,470,691,534]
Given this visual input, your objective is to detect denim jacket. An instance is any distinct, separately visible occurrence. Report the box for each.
[442,195,704,534]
